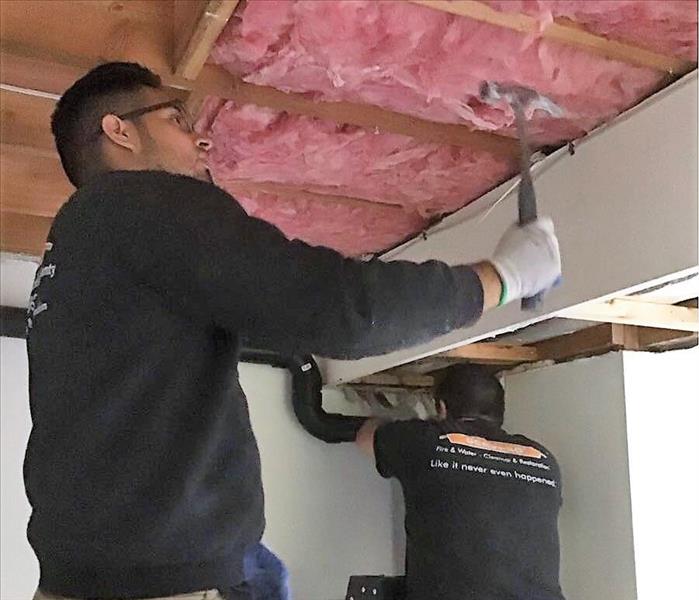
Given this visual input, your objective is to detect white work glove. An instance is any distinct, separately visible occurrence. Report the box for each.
[490,217,561,305]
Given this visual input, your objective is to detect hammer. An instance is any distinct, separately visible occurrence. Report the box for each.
[479,81,563,310]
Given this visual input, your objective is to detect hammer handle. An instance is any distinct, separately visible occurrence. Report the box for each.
[512,103,544,311]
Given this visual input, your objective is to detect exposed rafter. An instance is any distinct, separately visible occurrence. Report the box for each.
[410,0,695,74]
[226,180,405,212]
[173,0,240,80]
[193,66,521,159]
[349,321,698,389]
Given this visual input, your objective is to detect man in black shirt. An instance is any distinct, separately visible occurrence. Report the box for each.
[356,365,565,600]
[26,62,562,599]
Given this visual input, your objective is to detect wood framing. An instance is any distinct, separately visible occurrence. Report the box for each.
[173,0,240,80]
[440,342,539,363]
[0,213,53,256]
[226,180,404,212]
[0,1,175,76]
[411,0,695,74]
[347,320,697,389]
[194,66,521,159]
[558,298,699,333]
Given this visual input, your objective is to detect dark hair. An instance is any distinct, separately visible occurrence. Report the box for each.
[51,62,161,187]
[434,364,505,425]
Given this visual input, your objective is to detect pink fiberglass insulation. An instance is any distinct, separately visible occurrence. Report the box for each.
[200,100,514,256]
[210,0,674,145]
[205,102,514,216]
[484,0,698,62]
[225,187,426,257]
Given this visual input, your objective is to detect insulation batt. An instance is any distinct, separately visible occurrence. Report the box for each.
[202,101,514,256]
[484,0,698,62]
[203,0,697,255]
[210,0,680,144]
[207,102,514,215]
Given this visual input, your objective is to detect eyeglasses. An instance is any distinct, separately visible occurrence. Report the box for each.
[98,99,195,135]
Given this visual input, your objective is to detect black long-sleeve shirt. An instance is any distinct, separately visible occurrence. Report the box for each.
[24,171,484,598]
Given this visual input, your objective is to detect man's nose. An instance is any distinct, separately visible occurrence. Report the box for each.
[196,136,213,152]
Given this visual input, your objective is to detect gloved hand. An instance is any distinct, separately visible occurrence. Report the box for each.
[490,217,561,305]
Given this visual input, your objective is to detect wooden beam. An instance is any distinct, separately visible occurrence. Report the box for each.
[0,41,191,97]
[0,143,73,217]
[0,0,175,76]
[410,0,694,74]
[0,42,519,162]
[173,0,239,80]
[634,326,698,351]
[226,180,404,212]
[0,212,53,257]
[195,66,521,159]
[559,298,699,333]
[0,88,57,154]
[439,342,540,364]
[533,324,618,362]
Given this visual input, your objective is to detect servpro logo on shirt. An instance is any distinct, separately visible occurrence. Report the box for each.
[439,433,546,459]
[432,432,558,489]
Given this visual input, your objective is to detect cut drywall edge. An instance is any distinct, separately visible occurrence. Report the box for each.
[320,72,698,384]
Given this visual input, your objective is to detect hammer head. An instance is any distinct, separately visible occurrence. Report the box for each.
[479,81,564,117]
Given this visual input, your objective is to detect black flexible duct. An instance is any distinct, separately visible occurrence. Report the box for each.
[239,348,366,443]
[1,306,366,444]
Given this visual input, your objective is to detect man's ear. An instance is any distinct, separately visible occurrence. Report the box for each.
[437,400,448,420]
[101,114,140,152]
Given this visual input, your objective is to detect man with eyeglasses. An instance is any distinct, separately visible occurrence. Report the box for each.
[25,62,562,600]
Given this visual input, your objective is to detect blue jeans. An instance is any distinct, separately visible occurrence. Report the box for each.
[243,544,291,600]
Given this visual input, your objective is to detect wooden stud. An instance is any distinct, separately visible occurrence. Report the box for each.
[410,0,694,74]
[558,298,699,333]
[173,0,240,81]
[194,66,521,159]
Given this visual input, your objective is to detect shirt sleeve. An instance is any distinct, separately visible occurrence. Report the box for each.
[97,172,484,360]
[374,421,423,480]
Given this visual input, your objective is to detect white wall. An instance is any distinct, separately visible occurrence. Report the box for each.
[0,342,396,600]
[503,353,637,600]
[241,363,397,600]
[0,337,39,600]
[622,347,699,600]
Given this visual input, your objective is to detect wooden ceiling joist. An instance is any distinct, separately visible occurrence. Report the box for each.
[355,320,698,389]
[226,180,405,212]
[0,0,175,76]
[173,0,240,81]
[0,212,53,257]
[0,44,521,164]
[194,66,521,160]
[440,342,539,363]
[558,298,699,333]
[411,0,694,74]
